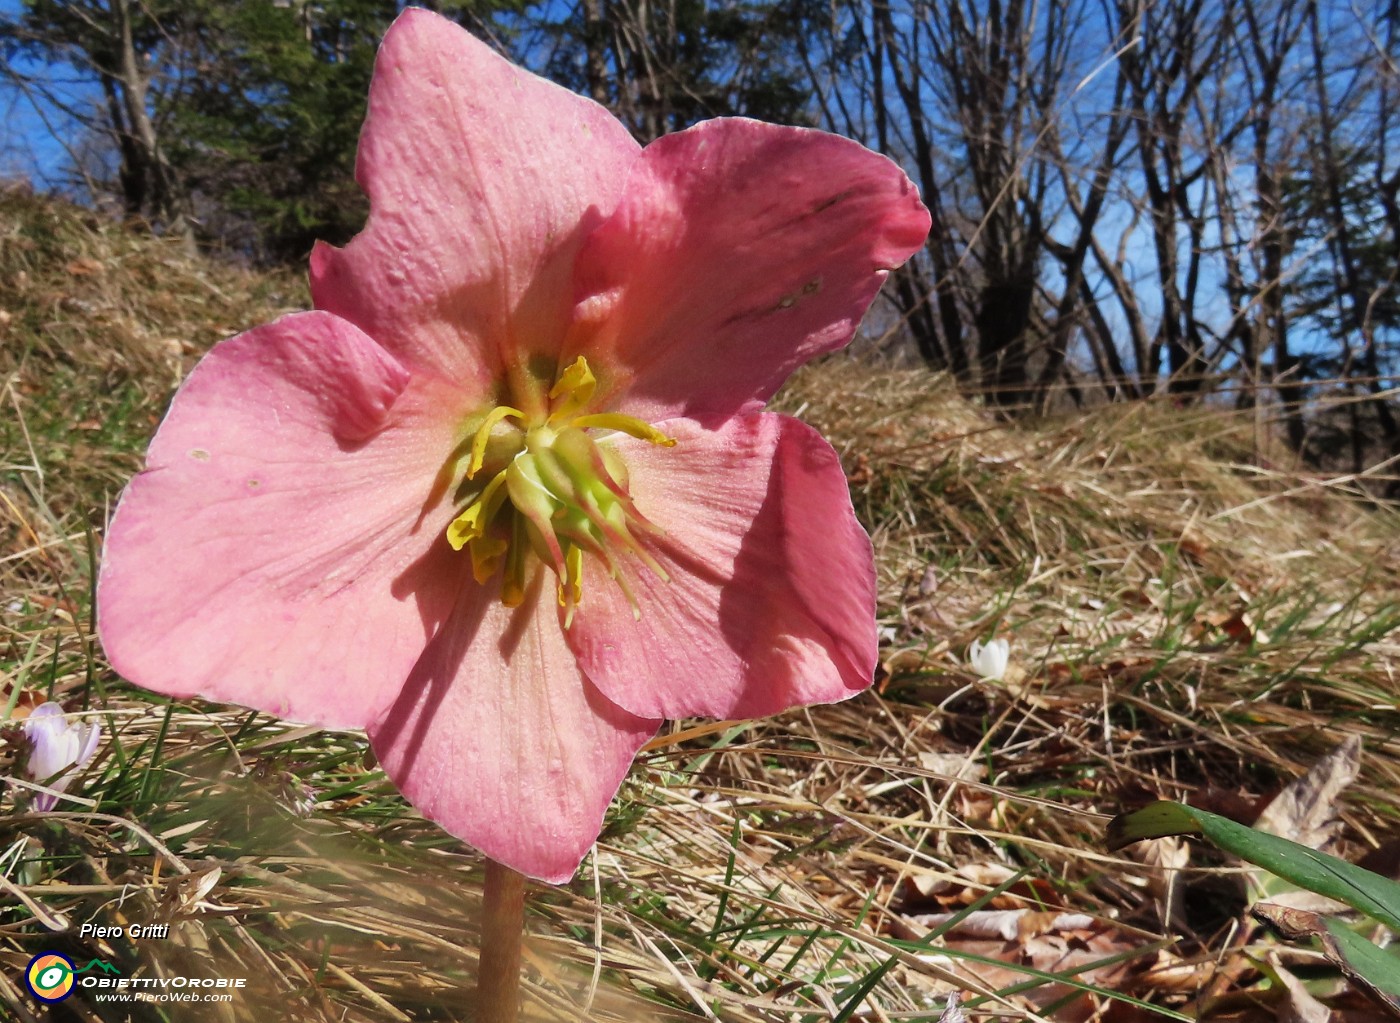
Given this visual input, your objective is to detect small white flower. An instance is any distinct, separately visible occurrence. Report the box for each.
[23,704,102,811]
[967,638,1010,681]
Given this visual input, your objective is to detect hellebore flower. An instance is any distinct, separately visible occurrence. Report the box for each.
[96,10,931,882]
[967,638,1011,682]
[23,704,102,811]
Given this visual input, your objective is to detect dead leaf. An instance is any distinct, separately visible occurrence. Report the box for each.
[917,751,983,778]
[1255,736,1361,851]
[7,691,45,718]
[903,908,1100,942]
[937,991,968,1023]
[1254,904,1400,1018]
[1122,835,1190,930]
[1211,609,1258,645]
[1248,737,1364,911]
[64,257,104,276]
[1179,533,1211,562]
[1269,953,1335,1023]
[901,919,1148,1015]
[846,452,872,486]
[896,864,1075,932]
[164,866,225,916]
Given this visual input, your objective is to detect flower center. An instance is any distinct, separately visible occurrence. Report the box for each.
[444,356,675,624]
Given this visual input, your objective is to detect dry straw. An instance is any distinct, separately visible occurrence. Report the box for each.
[3,186,1398,1020]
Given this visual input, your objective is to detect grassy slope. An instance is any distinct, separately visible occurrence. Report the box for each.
[2,187,1398,1022]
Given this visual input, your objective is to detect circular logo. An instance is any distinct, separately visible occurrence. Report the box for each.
[25,952,75,1003]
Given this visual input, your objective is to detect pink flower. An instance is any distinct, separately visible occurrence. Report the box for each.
[96,10,930,882]
[23,704,102,811]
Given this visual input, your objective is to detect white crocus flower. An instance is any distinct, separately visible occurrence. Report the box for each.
[967,638,1011,681]
[23,704,102,811]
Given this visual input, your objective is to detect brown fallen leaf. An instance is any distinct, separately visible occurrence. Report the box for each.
[1253,903,1400,1018]
[898,862,1067,914]
[902,908,1100,942]
[64,257,104,276]
[1268,953,1335,1023]
[1250,736,1362,911]
[1254,736,1361,850]
[898,919,1150,1018]
[1120,834,1189,931]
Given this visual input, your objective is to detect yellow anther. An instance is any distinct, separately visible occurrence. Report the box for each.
[548,356,597,422]
[558,544,584,626]
[446,511,482,552]
[469,535,508,583]
[445,471,509,551]
[467,405,524,478]
[572,413,677,447]
[501,515,530,607]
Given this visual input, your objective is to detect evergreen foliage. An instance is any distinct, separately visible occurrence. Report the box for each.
[1,0,503,260]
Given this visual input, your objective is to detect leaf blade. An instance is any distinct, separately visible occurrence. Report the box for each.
[1107,801,1400,933]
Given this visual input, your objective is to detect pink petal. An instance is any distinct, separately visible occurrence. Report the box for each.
[310,9,641,402]
[97,311,467,729]
[370,576,660,883]
[566,119,931,423]
[567,413,877,720]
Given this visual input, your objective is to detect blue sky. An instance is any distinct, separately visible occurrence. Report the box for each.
[0,0,103,187]
[2,0,1389,382]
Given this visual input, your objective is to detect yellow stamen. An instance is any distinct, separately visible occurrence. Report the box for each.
[468,535,508,583]
[501,515,529,607]
[444,356,679,619]
[445,470,509,551]
[558,544,584,626]
[467,405,524,478]
[572,413,677,447]
[548,355,597,422]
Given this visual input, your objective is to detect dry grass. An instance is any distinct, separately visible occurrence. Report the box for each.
[2,187,1398,1021]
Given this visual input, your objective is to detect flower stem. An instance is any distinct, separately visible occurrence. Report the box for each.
[477,858,526,1023]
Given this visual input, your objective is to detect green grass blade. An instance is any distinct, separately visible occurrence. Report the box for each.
[1254,903,1400,1013]
[1320,917,1400,1007]
[1107,801,1400,932]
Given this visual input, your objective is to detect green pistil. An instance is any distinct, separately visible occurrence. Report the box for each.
[444,356,674,622]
